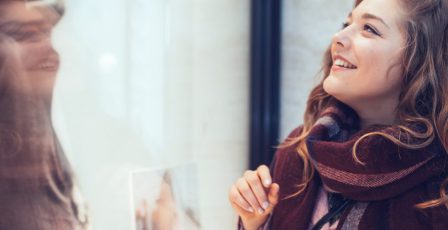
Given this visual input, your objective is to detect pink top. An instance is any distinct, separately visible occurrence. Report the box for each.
[308,186,339,230]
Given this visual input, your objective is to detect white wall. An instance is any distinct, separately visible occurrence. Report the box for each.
[280,0,354,139]
[191,1,250,228]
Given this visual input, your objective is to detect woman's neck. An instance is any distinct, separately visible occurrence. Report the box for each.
[352,98,398,129]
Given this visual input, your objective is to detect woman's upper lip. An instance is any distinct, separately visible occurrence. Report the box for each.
[332,54,357,67]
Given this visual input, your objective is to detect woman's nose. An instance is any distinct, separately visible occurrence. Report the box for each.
[332,29,351,50]
[37,36,59,57]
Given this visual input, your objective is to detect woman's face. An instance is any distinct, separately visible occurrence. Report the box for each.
[0,1,60,97]
[323,0,406,109]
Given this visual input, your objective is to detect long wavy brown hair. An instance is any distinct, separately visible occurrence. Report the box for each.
[285,0,448,209]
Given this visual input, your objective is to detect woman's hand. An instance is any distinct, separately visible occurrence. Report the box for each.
[228,165,280,230]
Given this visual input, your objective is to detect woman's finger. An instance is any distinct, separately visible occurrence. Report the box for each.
[245,170,269,213]
[236,177,263,214]
[256,165,272,188]
[262,183,280,213]
[229,184,254,213]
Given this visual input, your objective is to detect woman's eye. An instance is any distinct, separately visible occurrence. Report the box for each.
[11,30,42,42]
[341,22,350,29]
[363,24,381,36]
[16,32,33,40]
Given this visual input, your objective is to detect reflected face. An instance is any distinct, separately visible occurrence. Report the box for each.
[0,1,60,96]
[323,0,406,108]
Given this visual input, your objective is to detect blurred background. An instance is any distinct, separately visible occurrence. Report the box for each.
[49,0,353,229]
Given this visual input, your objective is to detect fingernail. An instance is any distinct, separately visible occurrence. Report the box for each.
[264,179,272,187]
[262,201,269,209]
[247,207,254,213]
[258,208,264,214]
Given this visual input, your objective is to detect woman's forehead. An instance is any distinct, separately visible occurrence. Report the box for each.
[0,1,59,26]
[351,0,404,26]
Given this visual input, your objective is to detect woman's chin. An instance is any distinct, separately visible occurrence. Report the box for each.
[323,78,350,105]
[322,76,339,96]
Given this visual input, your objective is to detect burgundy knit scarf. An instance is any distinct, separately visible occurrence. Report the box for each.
[269,100,448,229]
[306,101,446,201]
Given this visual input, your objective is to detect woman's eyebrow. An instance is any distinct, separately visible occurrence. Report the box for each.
[348,12,390,29]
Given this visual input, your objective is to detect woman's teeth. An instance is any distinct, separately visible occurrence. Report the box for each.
[36,62,57,70]
[334,59,357,69]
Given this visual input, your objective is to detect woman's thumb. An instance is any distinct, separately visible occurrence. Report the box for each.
[266,183,279,211]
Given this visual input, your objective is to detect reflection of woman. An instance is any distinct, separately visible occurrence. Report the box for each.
[151,172,179,230]
[230,0,448,229]
[136,172,179,230]
[135,171,200,230]
[0,1,85,229]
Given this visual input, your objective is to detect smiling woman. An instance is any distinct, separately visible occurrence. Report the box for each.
[0,0,61,99]
[229,0,448,229]
[323,0,407,129]
[0,1,86,229]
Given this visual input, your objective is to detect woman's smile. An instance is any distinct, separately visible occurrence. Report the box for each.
[29,57,59,72]
[331,55,358,72]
